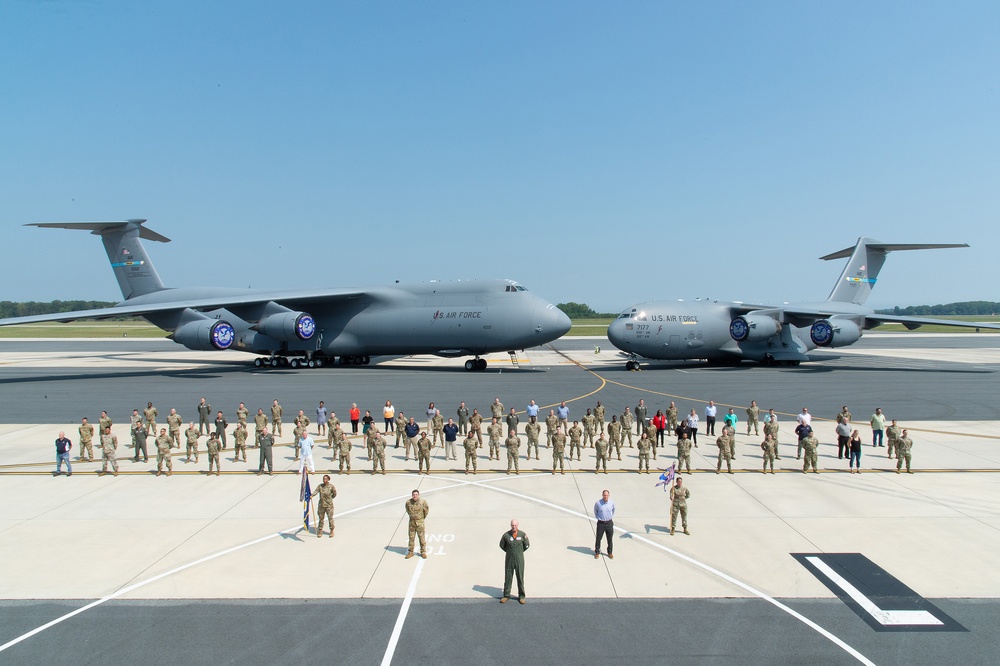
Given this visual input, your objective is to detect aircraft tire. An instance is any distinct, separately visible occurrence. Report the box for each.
[339,356,349,366]
[362,355,371,365]
[270,358,279,368]
[314,358,323,368]
[465,360,475,371]
[307,359,316,368]
[253,358,263,368]
[477,359,488,371]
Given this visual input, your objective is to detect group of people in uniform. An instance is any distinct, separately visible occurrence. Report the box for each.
[55,396,917,478]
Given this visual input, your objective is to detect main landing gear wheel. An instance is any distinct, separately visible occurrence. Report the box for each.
[290,358,301,369]
[254,358,263,368]
[464,358,488,371]
[625,360,640,371]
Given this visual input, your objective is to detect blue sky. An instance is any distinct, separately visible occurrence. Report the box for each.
[2,1,997,312]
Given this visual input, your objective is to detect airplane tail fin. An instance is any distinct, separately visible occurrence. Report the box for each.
[820,237,968,305]
[27,219,170,300]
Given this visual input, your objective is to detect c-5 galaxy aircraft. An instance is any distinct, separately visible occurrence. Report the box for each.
[607,237,1000,369]
[0,220,571,370]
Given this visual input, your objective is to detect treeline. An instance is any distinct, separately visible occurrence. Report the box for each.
[876,301,999,316]
[556,302,616,319]
[0,300,118,318]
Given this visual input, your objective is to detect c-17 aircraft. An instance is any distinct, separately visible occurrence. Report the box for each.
[607,237,1000,369]
[0,220,571,370]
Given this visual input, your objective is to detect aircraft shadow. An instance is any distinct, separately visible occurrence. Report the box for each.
[593,362,992,376]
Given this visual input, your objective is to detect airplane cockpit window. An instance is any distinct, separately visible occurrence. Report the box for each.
[515,285,527,291]
[617,312,631,319]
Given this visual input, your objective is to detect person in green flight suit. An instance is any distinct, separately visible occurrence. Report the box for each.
[499,518,530,604]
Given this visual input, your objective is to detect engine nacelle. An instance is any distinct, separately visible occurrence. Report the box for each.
[257,311,316,342]
[173,319,236,351]
[730,314,780,343]
[810,319,862,347]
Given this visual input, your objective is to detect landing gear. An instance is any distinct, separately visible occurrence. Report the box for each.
[625,360,641,371]
[338,355,371,366]
[464,358,488,372]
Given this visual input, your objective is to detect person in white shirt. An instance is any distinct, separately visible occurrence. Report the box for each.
[298,432,316,473]
[704,401,718,436]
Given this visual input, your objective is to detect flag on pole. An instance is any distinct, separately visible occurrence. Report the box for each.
[655,463,676,491]
[300,471,312,531]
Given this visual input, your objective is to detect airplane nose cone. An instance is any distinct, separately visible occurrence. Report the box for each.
[607,318,627,349]
[545,305,572,338]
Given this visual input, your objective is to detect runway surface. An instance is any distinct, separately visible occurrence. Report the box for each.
[1,333,999,665]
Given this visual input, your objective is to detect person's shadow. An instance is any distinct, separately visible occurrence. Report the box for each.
[472,584,503,598]
[566,546,597,557]
[643,524,670,534]
[384,545,409,555]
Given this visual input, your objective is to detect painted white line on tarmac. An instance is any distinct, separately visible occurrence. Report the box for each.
[0,478,480,655]
[381,557,426,666]
[470,479,877,666]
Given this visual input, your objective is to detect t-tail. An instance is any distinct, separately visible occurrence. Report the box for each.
[27,219,170,300]
[821,237,968,306]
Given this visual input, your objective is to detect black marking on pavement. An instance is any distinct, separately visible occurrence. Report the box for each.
[793,553,966,632]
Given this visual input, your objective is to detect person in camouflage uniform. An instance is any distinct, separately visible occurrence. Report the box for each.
[746,400,760,436]
[676,431,692,474]
[254,408,268,448]
[763,410,781,460]
[716,435,733,474]
[525,417,541,460]
[886,419,901,459]
[895,430,914,474]
[99,411,113,436]
[594,433,609,474]
[761,434,777,474]
[371,430,387,475]
[155,428,173,476]
[100,426,119,476]
[545,410,558,448]
[76,417,97,464]
[801,433,820,473]
[271,400,284,438]
[313,475,337,537]
[487,418,503,461]
[722,423,736,460]
[417,432,433,475]
[236,402,249,428]
[551,427,567,474]
[166,409,182,447]
[404,490,429,559]
[644,421,658,460]
[669,477,690,536]
[463,433,478,474]
[620,408,635,447]
[594,401,606,434]
[206,432,222,476]
[568,421,584,460]
[636,432,652,473]
[666,401,678,433]
[233,422,248,462]
[469,409,484,447]
[144,402,158,435]
[607,415,623,460]
[490,397,504,420]
[582,409,597,447]
[184,423,200,463]
[395,411,408,448]
[432,410,445,446]
[505,433,521,475]
[335,427,352,473]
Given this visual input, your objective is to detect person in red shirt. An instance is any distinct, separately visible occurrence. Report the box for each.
[349,403,361,434]
[652,410,667,447]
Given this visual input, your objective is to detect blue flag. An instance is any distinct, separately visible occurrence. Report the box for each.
[300,472,312,530]
[655,463,676,491]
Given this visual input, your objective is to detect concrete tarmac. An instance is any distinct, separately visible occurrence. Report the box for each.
[1,333,999,665]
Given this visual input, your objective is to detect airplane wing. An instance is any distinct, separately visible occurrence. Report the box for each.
[731,304,1000,332]
[0,288,368,327]
[862,314,1000,331]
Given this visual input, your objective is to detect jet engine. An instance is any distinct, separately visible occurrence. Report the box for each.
[809,319,862,347]
[729,314,780,343]
[173,319,236,351]
[256,311,317,342]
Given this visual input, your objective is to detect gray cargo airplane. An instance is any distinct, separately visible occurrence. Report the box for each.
[607,237,1000,368]
[0,220,571,370]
